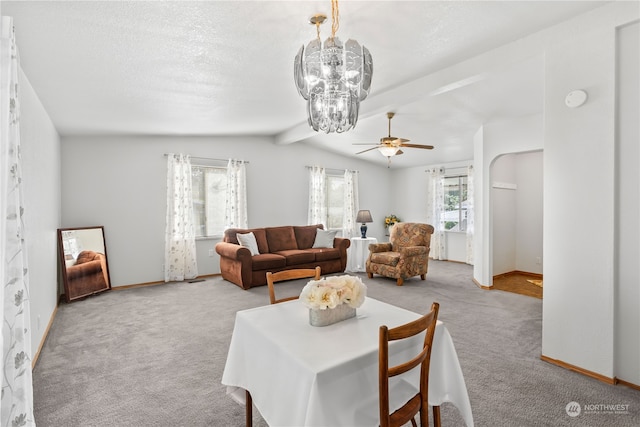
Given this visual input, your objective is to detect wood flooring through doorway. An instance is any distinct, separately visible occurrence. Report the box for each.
[492,271,543,299]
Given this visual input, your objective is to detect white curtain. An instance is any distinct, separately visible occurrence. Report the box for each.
[165,153,198,282]
[225,159,248,229]
[0,16,35,427]
[465,165,475,265]
[427,168,446,260]
[341,169,359,238]
[307,166,326,226]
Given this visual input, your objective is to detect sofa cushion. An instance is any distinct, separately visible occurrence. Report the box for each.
[370,251,401,267]
[294,224,323,249]
[308,248,341,262]
[274,250,316,266]
[312,229,337,248]
[251,253,287,270]
[237,232,260,255]
[225,228,270,254]
[266,226,298,252]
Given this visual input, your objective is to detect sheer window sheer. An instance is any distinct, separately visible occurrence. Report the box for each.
[1,16,35,426]
[165,154,198,282]
[342,169,359,238]
[466,165,475,265]
[308,166,327,226]
[308,167,359,235]
[225,159,248,229]
[427,168,446,260]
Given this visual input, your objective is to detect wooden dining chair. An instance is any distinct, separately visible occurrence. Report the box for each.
[246,266,322,427]
[379,302,440,427]
[266,266,321,305]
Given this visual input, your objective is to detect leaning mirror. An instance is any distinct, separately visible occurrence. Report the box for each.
[58,226,112,302]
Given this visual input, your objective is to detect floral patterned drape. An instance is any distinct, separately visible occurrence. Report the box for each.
[341,169,359,238]
[0,16,35,427]
[307,166,326,227]
[465,165,475,265]
[427,168,446,260]
[225,159,248,229]
[165,153,198,282]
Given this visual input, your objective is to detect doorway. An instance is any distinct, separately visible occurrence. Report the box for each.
[491,151,543,298]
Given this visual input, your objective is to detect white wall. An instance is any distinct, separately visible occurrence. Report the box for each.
[491,151,543,276]
[60,135,392,286]
[491,154,517,276]
[614,21,639,385]
[515,152,543,274]
[19,69,61,357]
[541,5,635,379]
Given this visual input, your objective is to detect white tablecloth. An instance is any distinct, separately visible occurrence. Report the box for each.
[346,237,378,272]
[221,297,474,427]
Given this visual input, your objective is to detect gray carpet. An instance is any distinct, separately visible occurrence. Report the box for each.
[33,261,638,426]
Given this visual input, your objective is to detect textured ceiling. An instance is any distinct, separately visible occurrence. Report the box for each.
[2,0,608,168]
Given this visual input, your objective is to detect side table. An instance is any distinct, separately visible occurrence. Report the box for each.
[347,237,377,272]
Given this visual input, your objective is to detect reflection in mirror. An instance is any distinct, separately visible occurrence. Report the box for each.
[58,226,111,302]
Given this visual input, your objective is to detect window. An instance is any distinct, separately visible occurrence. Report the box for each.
[326,174,345,230]
[443,175,468,232]
[191,166,227,238]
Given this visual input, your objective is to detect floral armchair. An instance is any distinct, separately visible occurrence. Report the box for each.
[366,222,434,286]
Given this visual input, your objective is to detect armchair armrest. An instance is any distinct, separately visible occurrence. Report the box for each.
[369,243,392,253]
[215,242,252,261]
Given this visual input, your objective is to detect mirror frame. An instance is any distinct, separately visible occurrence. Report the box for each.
[58,226,112,302]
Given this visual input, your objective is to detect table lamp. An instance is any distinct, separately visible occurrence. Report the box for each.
[356,210,373,238]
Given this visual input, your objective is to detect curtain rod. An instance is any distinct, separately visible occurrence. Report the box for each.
[425,167,445,173]
[163,154,249,164]
[425,165,472,173]
[305,165,359,173]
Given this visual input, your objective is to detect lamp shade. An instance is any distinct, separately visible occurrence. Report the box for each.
[356,210,373,223]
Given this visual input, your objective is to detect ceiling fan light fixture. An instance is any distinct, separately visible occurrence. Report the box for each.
[294,0,373,134]
[378,146,399,157]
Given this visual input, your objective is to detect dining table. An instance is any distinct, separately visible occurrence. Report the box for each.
[222,297,474,427]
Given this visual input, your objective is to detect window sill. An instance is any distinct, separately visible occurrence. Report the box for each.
[196,236,223,241]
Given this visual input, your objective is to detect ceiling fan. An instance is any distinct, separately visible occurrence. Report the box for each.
[354,112,434,165]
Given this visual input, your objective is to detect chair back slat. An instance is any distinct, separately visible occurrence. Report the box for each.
[266,266,321,304]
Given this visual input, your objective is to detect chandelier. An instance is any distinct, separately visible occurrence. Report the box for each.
[294,0,373,133]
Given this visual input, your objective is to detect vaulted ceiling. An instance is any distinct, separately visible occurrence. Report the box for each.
[2,1,608,168]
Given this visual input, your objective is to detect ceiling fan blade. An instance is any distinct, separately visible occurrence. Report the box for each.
[352,143,380,146]
[396,149,404,155]
[355,146,381,155]
[399,143,434,150]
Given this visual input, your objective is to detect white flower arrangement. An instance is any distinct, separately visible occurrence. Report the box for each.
[300,275,367,310]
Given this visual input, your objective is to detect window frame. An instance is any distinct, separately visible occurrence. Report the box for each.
[326,173,345,231]
[443,174,468,233]
[191,164,227,240]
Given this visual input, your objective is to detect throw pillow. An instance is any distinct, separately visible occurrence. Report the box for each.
[237,232,260,256]
[312,229,337,248]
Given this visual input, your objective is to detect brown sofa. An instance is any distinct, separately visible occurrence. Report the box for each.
[215,224,350,289]
[65,250,110,299]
